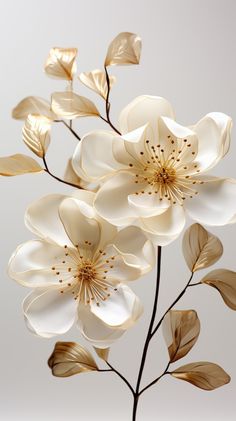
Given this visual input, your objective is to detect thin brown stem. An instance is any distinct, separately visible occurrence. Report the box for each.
[132,246,162,421]
[139,362,171,396]
[43,156,82,189]
[104,66,121,135]
[106,361,135,396]
[55,119,81,141]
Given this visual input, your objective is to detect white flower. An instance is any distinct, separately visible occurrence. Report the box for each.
[72,95,235,245]
[8,190,155,348]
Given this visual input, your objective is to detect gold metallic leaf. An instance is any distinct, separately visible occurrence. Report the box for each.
[45,47,78,80]
[48,341,98,377]
[78,69,116,99]
[51,91,100,119]
[105,32,142,66]
[163,310,200,363]
[22,114,51,158]
[201,269,236,310]
[64,158,81,187]
[12,96,56,120]
[94,347,110,361]
[182,223,223,272]
[0,154,43,176]
[171,362,230,390]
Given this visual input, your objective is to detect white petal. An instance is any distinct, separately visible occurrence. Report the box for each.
[119,95,175,137]
[90,283,143,328]
[113,226,156,273]
[72,130,123,181]
[25,194,71,246]
[8,240,69,287]
[94,172,139,225]
[128,190,170,218]
[185,177,236,225]
[78,305,125,348]
[101,244,142,282]
[23,288,77,337]
[140,205,186,245]
[59,197,101,252]
[193,112,232,172]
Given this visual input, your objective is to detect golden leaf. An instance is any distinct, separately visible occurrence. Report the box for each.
[171,362,230,390]
[12,96,56,120]
[22,114,51,158]
[64,158,81,187]
[51,91,100,119]
[0,154,43,176]
[163,310,200,363]
[105,32,142,66]
[45,47,78,80]
[182,223,223,272]
[94,347,110,361]
[48,341,98,377]
[201,269,236,310]
[78,69,116,99]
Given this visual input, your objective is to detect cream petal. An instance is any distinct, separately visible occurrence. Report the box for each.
[8,240,70,287]
[185,177,236,225]
[140,204,186,245]
[101,244,142,282]
[128,190,170,218]
[25,194,72,247]
[113,226,156,274]
[78,304,125,348]
[23,288,77,337]
[59,197,101,252]
[193,112,232,172]
[73,130,123,181]
[119,95,175,137]
[94,172,139,225]
[90,283,143,328]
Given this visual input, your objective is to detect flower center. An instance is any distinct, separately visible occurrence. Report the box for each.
[51,244,118,306]
[153,167,176,185]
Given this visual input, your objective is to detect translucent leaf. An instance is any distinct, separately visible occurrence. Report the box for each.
[201,269,236,310]
[94,347,110,361]
[105,32,142,66]
[51,91,100,119]
[22,114,51,157]
[163,310,200,363]
[48,341,98,377]
[171,362,230,390]
[0,154,43,176]
[79,69,116,99]
[12,96,56,120]
[182,223,223,272]
[45,47,78,80]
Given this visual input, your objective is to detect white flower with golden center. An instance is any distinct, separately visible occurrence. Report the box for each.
[8,191,155,348]
[72,95,235,245]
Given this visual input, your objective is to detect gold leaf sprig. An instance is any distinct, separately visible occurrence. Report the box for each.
[51,91,100,119]
[0,154,43,176]
[22,114,52,158]
[45,47,78,81]
[182,223,223,272]
[79,69,116,99]
[201,269,236,310]
[12,96,56,121]
[105,32,142,66]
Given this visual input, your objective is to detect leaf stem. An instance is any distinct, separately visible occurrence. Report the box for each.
[139,362,171,396]
[106,361,135,396]
[43,156,82,189]
[55,119,81,141]
[104,67,121,135]
[132,246,162,421]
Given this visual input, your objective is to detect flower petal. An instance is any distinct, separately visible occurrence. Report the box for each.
[185,177,236,225]
[90,283,143,328]
[94,171,139,225]
[113,226,156,273]
[101,245,142,282]
[72,130,123,181]
[78,305,125,348]
[140,204,186,245]
[119,95,175,136]
[59,197,101,252]
[23,288,77,337]
[8,240,69,287]
[128,190,170,218]
[193,112,232,172]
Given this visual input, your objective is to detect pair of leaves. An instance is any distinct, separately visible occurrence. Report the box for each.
[48,342,109,378]
[163,310,230,390]
[183,223,236,311]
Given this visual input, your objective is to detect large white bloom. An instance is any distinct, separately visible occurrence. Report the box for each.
[8,190,155,348]
[72,95,235,245]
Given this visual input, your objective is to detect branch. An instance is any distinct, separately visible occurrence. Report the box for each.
[139,362,171,396]
[106,361,135,396]
[104,67,121,135]
[43,156,82,189]
[55,119,81,141]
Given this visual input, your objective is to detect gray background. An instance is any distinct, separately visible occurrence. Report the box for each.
[0,0,236,419]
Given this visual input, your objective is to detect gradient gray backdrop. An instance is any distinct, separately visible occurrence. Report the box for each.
[1,0,236,419]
